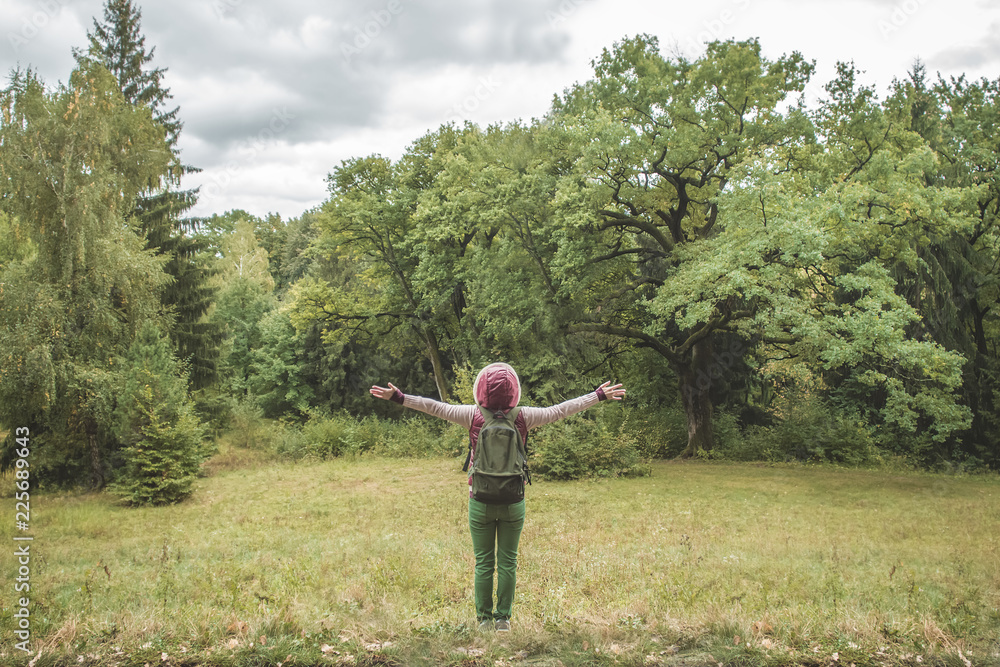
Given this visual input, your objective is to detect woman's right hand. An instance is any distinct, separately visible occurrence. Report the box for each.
[370,382,399,400]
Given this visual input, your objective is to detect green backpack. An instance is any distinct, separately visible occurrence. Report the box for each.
[469,406,530,505]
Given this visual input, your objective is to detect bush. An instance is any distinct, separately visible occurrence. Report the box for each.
[705,394,877,466]
[530,419,589,480]
[768,395,875,464]
[530,409,651,481]
[271,413,460,461]
[371,420,465,459]
[110,408,207,505]
[228,398,275,451]
[703,410,758,461]
[297,415,352,458]
[602,405,688,460]
[110,323,209,505]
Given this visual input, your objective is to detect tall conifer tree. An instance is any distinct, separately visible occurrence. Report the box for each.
[86,0,221,390]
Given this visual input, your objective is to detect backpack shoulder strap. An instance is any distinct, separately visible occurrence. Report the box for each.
[479,405,521,422]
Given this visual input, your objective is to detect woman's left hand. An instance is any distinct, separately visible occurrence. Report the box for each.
[599,381,626,400]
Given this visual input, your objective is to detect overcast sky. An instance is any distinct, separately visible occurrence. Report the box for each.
[2,0,998,220]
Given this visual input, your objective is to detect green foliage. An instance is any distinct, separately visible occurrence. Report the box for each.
[221,410,460,461]
[211,277,277,398]
[6,27,1000,483]
[542,36,976,459]
[86,0,181,150]
[109,404,207,505]
[278,211,320,290]
[249,309,315,418]
[0,212,36,270]
[0,263,60,430]
[0,59,176,486]
[711,395,877,466]
[292,415,352,458]
[530,408,651,481]
[883,69,1000,467]
[215,217,277,291]
[279,37,987,465]
[300,413,459,459]
[299,141,464,402]
[226,397,273,451]
[0,62,174,286]
[109,322,208,505]
[87,0,220,392]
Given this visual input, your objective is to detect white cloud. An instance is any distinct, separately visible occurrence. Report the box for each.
[3,0,999,220]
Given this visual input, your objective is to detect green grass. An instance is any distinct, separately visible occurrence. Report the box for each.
[1,452,999,666]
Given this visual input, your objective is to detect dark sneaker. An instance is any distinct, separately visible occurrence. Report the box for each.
[478,619,494,632]
[495,619,510,632]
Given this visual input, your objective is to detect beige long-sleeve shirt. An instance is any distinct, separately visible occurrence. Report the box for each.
[401,391,602,429]
[400,391,605,499]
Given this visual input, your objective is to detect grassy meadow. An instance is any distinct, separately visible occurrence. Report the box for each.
[1,447,999,667]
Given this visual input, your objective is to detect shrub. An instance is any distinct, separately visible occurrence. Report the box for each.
[600,405,688,459]
[274,413,459,461]
[110,323,208,505]
[110,406,207,505]
[370,419,463,458]
[338,415,385,455]
[590,413,652,478]
[228,397,274,451]
[298,415,352,458]
[530,419,589,481]
[769,395,875,465]
[530,409,650,481]
[701,409,758,461]
[705,394,877,466]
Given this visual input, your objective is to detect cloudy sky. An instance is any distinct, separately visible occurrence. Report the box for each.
[2,0,998,220]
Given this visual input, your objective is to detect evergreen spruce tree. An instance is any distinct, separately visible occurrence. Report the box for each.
[86,0,222,391]
[111,322,207,505]
[87,0,180,148]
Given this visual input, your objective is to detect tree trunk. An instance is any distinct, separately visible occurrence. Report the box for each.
[971,298,989,356]
[677,337,715,458]
[422,328,451,403]
[87,423,105,489]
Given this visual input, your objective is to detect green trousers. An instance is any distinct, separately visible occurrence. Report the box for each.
[468,498,525,621]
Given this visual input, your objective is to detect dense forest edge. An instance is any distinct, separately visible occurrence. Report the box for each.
[2,0,1000,507]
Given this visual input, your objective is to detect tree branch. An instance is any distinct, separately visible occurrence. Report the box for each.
[568,322,679,364]
[592,247,668,262]
[598,209,675,253]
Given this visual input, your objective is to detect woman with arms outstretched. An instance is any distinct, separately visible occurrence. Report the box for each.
[371,362,626,632]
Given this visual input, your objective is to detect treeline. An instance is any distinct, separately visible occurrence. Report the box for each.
[2,3,998,504]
